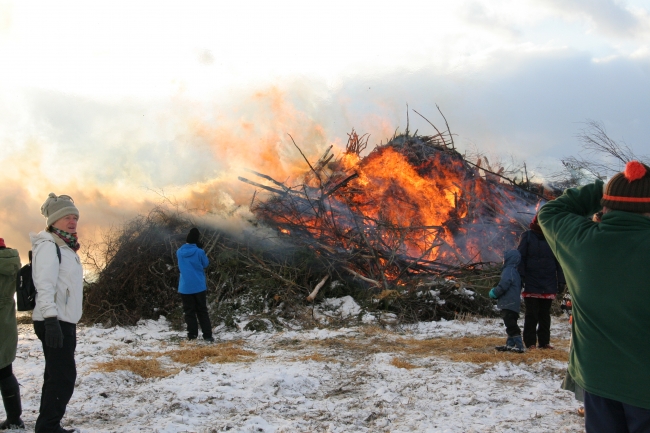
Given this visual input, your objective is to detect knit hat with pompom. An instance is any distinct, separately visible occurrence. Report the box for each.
[41,193,79,227]
[601,161,650,213]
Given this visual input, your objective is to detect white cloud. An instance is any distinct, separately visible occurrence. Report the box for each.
[460,1,523,38]
[630,44,650,58]
[538,0,644,37]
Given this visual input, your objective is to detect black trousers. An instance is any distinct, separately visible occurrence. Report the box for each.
[585,391,650,433]
[181,291,212,339]
[523,297,552,347]
[501,309,521,337]
[0,364,12,381]
[33,320,77,433]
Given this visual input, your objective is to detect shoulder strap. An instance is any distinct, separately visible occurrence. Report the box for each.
[55,244,61,263]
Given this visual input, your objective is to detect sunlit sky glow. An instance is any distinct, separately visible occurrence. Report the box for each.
[1,0,650,257]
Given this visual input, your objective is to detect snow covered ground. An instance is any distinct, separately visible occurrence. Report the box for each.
[11,301,584,433]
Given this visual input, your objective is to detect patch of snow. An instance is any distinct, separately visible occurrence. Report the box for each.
[12,315,581,432]
[320,296,361,317]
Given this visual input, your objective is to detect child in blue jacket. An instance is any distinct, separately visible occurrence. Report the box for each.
[489,249,524,353]
[177,228,213,342]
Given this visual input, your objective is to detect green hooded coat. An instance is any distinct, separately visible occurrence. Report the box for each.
[0,247,21,369]
[538,180,650,409]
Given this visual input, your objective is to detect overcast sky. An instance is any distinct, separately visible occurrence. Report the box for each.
[1,0,649,256]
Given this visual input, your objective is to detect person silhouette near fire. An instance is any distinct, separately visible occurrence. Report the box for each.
[176,228,213,342]
[517,214,565,350]
[538,160,650,432]
[489,249,525,353]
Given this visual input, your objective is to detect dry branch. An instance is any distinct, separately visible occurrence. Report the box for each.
[306,275,330,302]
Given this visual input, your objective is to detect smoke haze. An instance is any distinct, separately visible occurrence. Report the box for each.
[1,0,650,263]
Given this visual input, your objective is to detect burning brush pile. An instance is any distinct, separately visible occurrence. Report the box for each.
[83,125,548,328]
[242,128,543,289]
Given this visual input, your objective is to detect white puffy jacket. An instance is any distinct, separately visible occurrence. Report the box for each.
[30,231,83,323]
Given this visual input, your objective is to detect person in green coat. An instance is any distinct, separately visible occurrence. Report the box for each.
[538,160,650,432]
[0,238,24,429]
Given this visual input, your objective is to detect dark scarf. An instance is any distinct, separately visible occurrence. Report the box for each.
[51,227,80,251]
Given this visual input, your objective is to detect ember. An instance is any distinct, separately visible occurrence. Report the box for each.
[241,125,544,289]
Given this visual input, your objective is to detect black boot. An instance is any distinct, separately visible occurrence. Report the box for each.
[0,374,24,430]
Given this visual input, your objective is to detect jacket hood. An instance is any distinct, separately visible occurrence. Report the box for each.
[0,248,19,259]
[178,243,202,258]
[503,249,521,268]
[30,230,55,245]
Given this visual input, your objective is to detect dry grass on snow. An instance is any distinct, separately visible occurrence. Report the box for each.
[390,357,419,370]
[94,341,256,378]
[165,341,256,365]
[95,330,569,378]
[291,352,339,363]
[16,312,32,325]
[95,358,179,379]
[300,333,569,367]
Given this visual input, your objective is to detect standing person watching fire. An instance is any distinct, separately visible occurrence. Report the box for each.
[538,161,650,432]
[31,193,83,433]
[0,238,24,429]
[177,228,213,342]
[489,249,525,353]
[517,214,565,350]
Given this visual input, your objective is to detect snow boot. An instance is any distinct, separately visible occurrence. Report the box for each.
[495,337,514,352]
[510,336,525,353]
[0,374,24,430]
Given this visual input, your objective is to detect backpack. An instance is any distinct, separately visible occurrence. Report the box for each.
[16,244,61,312]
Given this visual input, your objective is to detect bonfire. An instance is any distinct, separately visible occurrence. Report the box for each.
[84,121,551,327]
[241,126,545,290]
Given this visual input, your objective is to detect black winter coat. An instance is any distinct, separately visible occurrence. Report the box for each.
[517,230,565,295]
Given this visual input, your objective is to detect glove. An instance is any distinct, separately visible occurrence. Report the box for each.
[489,288,498,299]
[44,317,64,348]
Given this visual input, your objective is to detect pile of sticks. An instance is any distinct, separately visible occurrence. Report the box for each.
[241,127,544,291]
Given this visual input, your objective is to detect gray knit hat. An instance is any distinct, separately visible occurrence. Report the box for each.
[41,193,79,227]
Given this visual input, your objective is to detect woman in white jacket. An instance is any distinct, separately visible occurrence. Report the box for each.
[31,193,83,433]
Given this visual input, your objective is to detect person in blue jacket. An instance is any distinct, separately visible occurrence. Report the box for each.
[489,249,524,353]
[177,228,213,342]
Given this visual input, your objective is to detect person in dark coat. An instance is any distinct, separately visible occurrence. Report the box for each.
[176,228,213,342]
[0,238,24,430]
[517,215,565,349]
[489,249,524,353]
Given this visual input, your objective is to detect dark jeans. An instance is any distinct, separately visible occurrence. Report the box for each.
[501,309,521,337]
[181,291,212,339]
[523,297,553,347]
[33,320,77,433]
[585,391,650,433]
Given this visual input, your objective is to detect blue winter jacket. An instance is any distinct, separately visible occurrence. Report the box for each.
[176,243,209,295]
[493,249,522,313]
